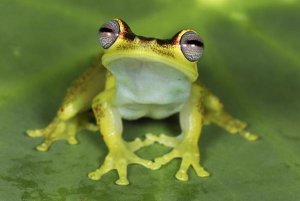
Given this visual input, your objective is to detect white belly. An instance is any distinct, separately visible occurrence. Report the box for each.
[108,58,192,120]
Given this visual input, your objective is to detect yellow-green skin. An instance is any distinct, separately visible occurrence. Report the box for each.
[27,19,258,185]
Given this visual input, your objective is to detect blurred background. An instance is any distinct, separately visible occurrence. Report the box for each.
[0,0,299,200]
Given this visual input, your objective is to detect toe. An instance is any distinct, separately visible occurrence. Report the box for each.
[88,171,101,180]
[26,129,44,137]
[175,170,189,181]
[192,162,210,177]
[240,131,259,141]
[36,142,50,152]
[67,136,78,144]
[155,150,179,166]
[145,133,158,142]
[116,177,129,185]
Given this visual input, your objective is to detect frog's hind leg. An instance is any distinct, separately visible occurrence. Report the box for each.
[26,55,105,151]
[202,87,258,141]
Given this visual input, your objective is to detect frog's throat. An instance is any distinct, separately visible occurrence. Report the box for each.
[102,53,198,82]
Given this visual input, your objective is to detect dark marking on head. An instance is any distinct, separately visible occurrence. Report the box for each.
[123,32,136,41]
[137,35,155,41]
[118,19,180,47]
[118,19,136,41]
[156,39,173,46]
[151,45,175,58]
[171,31,183,44]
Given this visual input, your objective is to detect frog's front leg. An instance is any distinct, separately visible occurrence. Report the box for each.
[149,84,209,181]
[88,89,157,185]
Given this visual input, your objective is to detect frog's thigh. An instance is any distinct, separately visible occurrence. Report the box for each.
[89,90,156,185]
[58,65,105,120]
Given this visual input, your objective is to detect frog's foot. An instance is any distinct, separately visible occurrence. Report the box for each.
[26,117,80,151]
[26,113,97,151]
[88,141,157,185]
[207,112,259,141]
[150,134,210,181]
[224,119,258,141]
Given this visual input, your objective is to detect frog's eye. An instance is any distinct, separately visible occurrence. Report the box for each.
[99,20,120,49]
[180,31,204,62]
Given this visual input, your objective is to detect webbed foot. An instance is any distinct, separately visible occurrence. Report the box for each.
[147,134,209,181]
[88,139,158,185]
[26,113,98,151]
[207,112,259,141]
[223,118,259,141]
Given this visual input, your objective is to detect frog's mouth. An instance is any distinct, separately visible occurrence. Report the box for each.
[101,53,198,82]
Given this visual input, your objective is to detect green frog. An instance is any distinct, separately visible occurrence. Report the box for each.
[27,19,258,185]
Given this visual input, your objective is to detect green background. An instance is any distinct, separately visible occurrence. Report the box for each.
[1,0,300,200]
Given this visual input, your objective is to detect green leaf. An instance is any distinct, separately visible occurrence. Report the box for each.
[1,0,300,200]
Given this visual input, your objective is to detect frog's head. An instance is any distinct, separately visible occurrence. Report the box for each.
[99,19,204,82]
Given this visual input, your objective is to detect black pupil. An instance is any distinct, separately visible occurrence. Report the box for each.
[187,39,203,47]
[99,27,113,33]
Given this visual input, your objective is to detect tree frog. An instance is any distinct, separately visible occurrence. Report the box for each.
[27,19,258,185]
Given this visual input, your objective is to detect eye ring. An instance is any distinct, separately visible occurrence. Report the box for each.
[99,20,120,49]
[180,31,204,62]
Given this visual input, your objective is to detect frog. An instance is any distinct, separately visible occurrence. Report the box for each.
[26,19,258,185]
